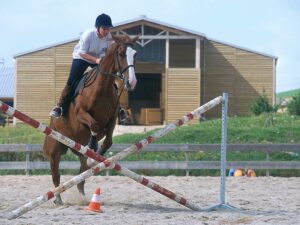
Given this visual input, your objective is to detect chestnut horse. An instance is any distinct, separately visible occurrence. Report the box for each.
[43,35,139,205]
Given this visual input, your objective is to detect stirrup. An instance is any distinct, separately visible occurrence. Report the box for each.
[119,109,129,122]
[50,106,63,118]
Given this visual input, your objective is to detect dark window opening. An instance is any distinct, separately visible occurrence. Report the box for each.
[128,73,161,123]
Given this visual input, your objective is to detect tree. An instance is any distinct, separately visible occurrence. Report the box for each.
[250,93,273,116]
[287,92,300,116]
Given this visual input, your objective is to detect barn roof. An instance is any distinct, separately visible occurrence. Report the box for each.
[0,66,15,98]
[112,15,206,37]
[14,15,277,59]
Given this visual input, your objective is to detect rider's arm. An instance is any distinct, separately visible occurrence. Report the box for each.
[79,53,101,64]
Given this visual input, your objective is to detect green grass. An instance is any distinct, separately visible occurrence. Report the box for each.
[277,88,300,99]
[1,113,300,176]
[0,123,44,144]
[276,88,300,104]
[113,113,300,144]
[1,113,300,144]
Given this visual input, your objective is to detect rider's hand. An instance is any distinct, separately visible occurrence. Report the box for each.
[96,58,101,64]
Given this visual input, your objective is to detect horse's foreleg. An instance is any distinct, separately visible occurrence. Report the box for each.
[76,109,99,151]
[77,155,89,205]
[96,117,117,156]
[97,135,112,156]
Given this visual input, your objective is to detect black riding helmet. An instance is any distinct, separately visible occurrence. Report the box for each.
[95,14,113,28]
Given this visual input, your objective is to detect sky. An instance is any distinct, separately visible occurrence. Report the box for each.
[1,0,300,93]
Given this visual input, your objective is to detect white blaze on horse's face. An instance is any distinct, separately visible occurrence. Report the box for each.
[126,46,137,90]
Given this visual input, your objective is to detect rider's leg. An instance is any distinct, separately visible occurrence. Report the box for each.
[50,84,72,118]
[50,59,91,118]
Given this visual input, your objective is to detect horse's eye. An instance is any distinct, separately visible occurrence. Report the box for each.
[119,52,126,58]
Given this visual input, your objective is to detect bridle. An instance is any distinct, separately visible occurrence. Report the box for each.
[82,43,136,92]
[79,42,136,126]
[98,43,136,82]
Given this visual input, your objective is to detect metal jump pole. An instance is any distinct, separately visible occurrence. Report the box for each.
[205,92,242,212]
[0,96,223,219]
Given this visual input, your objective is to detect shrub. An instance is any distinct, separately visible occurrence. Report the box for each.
[250,94,273,116]
[287,92,300,116]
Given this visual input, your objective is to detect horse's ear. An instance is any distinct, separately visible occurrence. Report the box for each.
[112,34,140,44]
[132,34,140,43]
[112,35,124,44]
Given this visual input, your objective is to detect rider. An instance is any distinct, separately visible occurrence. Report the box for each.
[50,13,113,118]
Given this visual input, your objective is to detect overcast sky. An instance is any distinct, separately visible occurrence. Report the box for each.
[1,0,299,93]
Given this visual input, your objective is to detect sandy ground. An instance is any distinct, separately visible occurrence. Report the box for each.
[0,175,299,225]
[0,125,299,224]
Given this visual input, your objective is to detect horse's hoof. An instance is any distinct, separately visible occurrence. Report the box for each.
[88,136,98,152]
[78,194,89,206]
[53,195,64,206]
[88,143,98,152]
[96,148,106,156]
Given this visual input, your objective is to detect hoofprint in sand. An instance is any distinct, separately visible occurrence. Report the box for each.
[0,176,299,225]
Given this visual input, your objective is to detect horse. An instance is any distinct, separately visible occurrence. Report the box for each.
[43,34,139,205]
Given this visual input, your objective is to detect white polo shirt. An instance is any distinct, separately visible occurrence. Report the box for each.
[73,28,112,64]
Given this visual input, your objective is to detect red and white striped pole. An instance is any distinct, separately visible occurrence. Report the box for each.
[1,96,222,219]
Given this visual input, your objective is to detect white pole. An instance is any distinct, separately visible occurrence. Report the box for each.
[220,92,228,204]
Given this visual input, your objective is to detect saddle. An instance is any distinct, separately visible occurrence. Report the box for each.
[71,68,118,101]
[71,75,86,100]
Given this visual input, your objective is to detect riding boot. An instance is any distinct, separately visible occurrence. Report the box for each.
[50,84,72,118]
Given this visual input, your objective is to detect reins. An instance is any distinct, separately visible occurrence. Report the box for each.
[82,43,134,89]
[81,42,133,122]
[98,43,135,80]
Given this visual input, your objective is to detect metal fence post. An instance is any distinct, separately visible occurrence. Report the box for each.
[25,145,31,176]
[185,152,190,176]
[266,152,270,176]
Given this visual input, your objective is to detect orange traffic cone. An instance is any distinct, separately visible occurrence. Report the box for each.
[85,188,103,213]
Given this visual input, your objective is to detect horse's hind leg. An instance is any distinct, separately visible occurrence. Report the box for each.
[43,136,65,205]
[77,155,89,205]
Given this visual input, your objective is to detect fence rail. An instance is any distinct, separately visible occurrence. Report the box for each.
[0,144,300,175]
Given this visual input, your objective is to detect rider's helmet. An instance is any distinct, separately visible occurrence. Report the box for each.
[95,14,113,28]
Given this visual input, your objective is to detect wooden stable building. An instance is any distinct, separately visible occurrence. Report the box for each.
[14,16,277,125]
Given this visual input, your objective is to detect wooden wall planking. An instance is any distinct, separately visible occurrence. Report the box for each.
[203,40,274,117]
[165,68,200,124]
[15,48,55,123]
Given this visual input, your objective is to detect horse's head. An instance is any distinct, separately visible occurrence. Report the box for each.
[111,34,139,91]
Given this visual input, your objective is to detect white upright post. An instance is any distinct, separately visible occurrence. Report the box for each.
[165,33,169,69]
[195,38,200,69]
[220,92,228,204]
[205,92,243,212]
